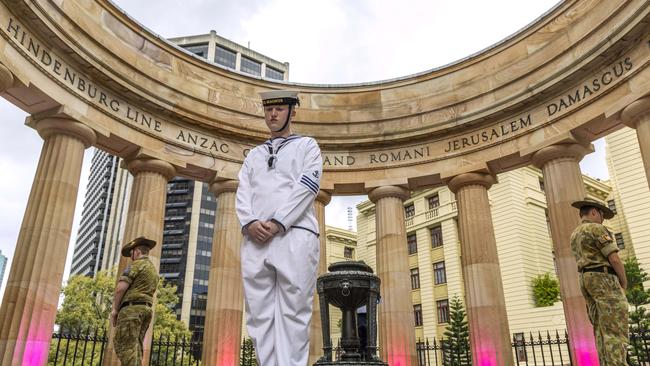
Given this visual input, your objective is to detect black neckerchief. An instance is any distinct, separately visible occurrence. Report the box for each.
[265,135,301,169]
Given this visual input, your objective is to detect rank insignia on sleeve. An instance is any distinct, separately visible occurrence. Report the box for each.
[312,170,319,178]
[123,266,131,275]
[600,234,612,242]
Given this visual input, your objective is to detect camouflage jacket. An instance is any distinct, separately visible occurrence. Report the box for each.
[119,255,158,304]
[570,219,618,272]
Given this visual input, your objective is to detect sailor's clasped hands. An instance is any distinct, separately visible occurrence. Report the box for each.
[246,220,281,244]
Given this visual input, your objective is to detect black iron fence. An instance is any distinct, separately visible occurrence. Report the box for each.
[49,328,107,366]
[47,328,650,366]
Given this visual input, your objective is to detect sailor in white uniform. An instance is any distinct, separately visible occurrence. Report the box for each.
[236,90,322,366]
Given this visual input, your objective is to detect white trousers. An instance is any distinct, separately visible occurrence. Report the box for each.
[241,228,320,366]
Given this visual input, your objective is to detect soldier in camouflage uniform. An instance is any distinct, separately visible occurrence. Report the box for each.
[570,198,628,365]
[110,237,159,366]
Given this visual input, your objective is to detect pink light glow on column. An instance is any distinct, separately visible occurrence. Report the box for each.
[23,341,48,366]
[216,341,236,366]
[572,337,599,365]
[475,345,498,366]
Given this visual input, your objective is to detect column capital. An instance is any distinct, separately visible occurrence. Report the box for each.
[531,143,592,168]
[316,190,332,205]
[621,96,650,128]
[447,172,495,193]
[124,157,176,180]
[33,117,97,148]
[209,179,239,196]
[0,62,14,92]
[368,185,409,203]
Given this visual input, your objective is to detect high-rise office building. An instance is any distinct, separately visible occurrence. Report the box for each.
[71,149,131,276]
[160,179,216,340]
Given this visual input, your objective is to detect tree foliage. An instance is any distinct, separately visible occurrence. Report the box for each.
[443,296,471,366]
[625,257,650,330]
[531,272,561,307]
[55,269,115,333]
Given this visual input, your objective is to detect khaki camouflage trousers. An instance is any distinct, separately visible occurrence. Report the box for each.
[114,305,153,366]
[580,272,629,366]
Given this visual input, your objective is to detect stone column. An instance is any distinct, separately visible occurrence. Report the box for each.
[309,190,331,365]
[532,143,599,365]
[368,186,417,366]
[103,157,175,366]
[0,117,96,365]
[202,179,244,366]
[0,62,15,92]
[447,173,513,366]
[622,97,650,189]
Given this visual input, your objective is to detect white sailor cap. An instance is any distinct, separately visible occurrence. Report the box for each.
[259,90,300,107]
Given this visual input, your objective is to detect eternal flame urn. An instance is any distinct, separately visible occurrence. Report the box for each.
[314,261,388,366]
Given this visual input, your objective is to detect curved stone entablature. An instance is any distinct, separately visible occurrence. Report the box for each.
[0,0,648,193]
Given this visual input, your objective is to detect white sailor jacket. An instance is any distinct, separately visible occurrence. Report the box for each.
[236,135,322,236]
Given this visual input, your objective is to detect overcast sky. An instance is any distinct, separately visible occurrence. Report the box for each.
[1,0,611,299]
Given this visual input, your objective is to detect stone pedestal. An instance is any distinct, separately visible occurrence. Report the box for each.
[622,97,650,189]
[0,117,95,365]
[447,173,513,366]
[310,190,332,365]
[103,157,175,366]
[202,180,244,365]
[532,143,598,365]
[368,186,417,366]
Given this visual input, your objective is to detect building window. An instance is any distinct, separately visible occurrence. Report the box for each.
[240,56,261,76]
[539,178,545,193]
[430,226,443,248]
[407,233,418,255]
[615,233,625,249]
[433,261,446,284]
[413,304,423,326]
[344,247,354,259]
[514,332,527,362]
[608,199,617,214]
[410,268,420,290]
[428,194,440,209]
[437,299,449,323]
[404,204,415,218]
[215,46,236,69]
[181,43,208,58]
[265,66,284,80]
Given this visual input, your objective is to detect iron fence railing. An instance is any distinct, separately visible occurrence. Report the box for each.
[49,328,107,366]
[46,328,650,365]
